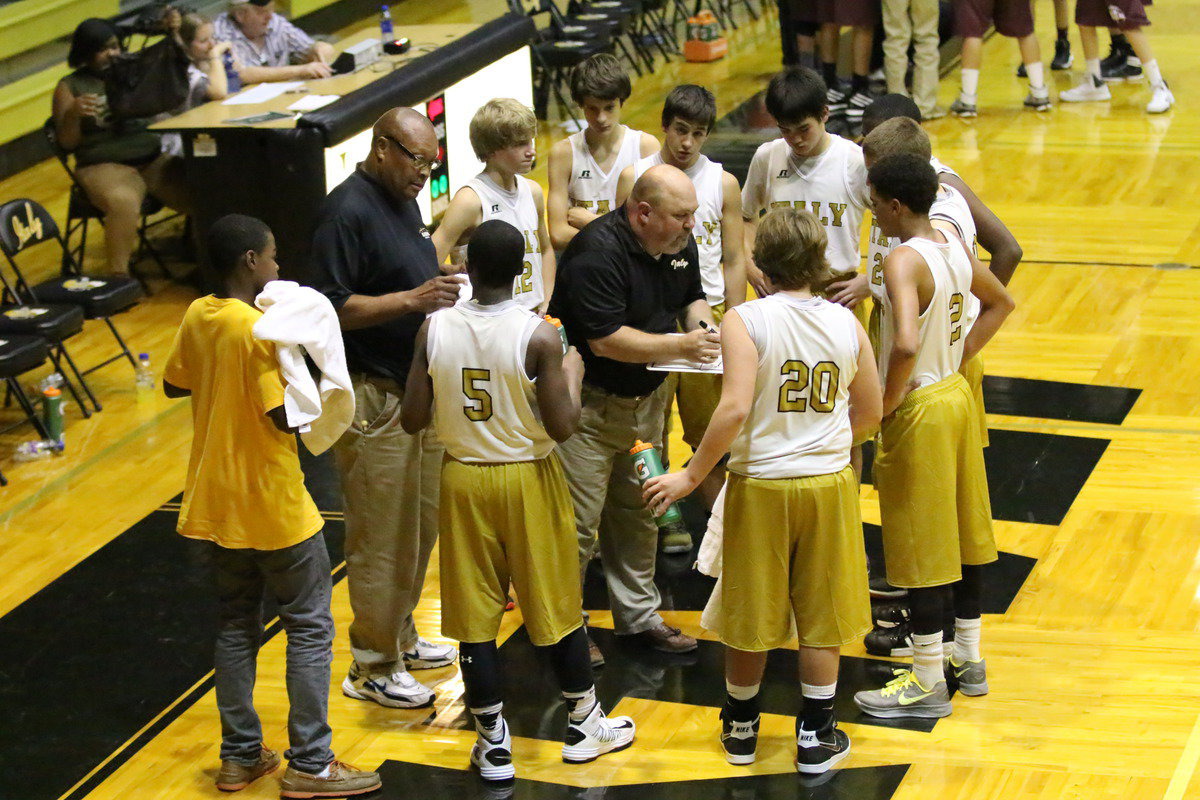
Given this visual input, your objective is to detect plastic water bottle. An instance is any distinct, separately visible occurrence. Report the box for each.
[14,441,55,461]
[223,50,241,93]
[380,5,393,40]
[42,386,64,446]
[630,440,683,525]
[544,316,569,353]
[135,353,154,400]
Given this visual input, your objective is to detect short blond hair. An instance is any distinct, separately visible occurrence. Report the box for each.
[752,207,830,291]
[862,116,932,164]
[468,98,537,161]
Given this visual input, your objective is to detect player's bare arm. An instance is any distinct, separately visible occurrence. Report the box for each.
[941,173,1023,285]
[530,323,583,442]
[961,246,1016,364]
[643,308,755,513]
[431,185,482,268]
[880,247,926,416]
[547,138,579,250]
[533,183,557,314]
[848,319,883,443]
[720,172,748,308]
[399,320,435,434]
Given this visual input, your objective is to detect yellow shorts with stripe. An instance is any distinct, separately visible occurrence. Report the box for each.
[959,352,989,448]
[719,466,872,650]
[438,455,583,647]
[874,373,996,589]
[674,304,725,450]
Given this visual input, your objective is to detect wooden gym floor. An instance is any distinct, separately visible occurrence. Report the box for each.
[2,0,1200,798]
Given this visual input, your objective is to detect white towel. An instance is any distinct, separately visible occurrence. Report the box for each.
[252,280,355,455]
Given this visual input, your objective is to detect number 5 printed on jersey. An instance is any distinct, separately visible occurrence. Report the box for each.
[462,368,493,421]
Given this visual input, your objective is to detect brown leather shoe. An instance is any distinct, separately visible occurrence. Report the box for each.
[588,635,605,668]
[215,747,280,792]
[634,623,698,654]
[279,760,381,798]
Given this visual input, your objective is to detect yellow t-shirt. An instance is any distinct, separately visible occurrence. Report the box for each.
[164,295,323,550]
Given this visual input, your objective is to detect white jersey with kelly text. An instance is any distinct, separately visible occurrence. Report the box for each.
[567,125,646,217]
[741,135,870,275]
[727,293,860,479]
[634,152,726,306]
[427,300,554,463]
[876,234,974,390]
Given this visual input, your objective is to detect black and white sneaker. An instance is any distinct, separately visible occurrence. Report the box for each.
[1051,37,1073,70]
[826,87,849,119]
[864,621,913,657]
[341,662,435,708]
[795,720,851,775]
[471,719,515,781]
[844,91,873,123]
[869,574,907,599]
[1099,40,1127,75]
[871,601,910,628]
[562,703,636,764]
[719,708,759,765]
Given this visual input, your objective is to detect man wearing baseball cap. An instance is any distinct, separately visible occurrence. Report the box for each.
[213,0,336,84]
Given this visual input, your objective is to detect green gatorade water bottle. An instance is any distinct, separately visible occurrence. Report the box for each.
[630,440,683,524]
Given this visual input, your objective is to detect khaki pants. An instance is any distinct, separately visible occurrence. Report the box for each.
[555,381,672,635]
[334,373,442,676]
[882,0,941,116]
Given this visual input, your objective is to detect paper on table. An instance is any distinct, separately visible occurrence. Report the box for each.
[287,94,341,112]
[648,334,723,374]
[222,81,305,105]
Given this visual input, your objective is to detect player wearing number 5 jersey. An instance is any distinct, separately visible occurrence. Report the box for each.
[402,221,636,782]
[643,207,881,775]
[433,99,555,313]
[854,154,1014,721]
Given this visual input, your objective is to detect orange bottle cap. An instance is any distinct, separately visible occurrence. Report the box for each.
[44,387,61,397]
[629,440,653,454]
[544,316,562,327]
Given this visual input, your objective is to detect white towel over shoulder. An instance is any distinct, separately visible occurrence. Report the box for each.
[252,280,354,455]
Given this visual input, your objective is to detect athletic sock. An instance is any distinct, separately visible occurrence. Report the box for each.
[563,685,599,723]
[851,72,869,95]
[800,681,836,732]
[1057,27,1068,42]
[1087,57,1102,83]
[911,632,944,689]
[1025,61,1046,92]
[822,61,839,90]
[470,701,505,742]
[1111,32,1129,51]
[725,680,761,721]
[1142,59,1162,87]
[952,617,982,663]
[961,68,980,99]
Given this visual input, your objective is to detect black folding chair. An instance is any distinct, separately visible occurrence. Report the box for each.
[510,0,618,121]
[42,119,175,292]
[0,199,144,398]
[0,335,54,486]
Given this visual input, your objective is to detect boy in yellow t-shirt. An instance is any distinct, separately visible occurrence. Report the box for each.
[163,214,379,799]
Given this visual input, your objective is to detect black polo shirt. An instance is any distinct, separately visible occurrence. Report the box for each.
[307,168,439,384]
[548,208,703,397]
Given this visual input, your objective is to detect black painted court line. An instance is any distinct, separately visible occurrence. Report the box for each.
[982,376,1140,425]
[375,760,910,799]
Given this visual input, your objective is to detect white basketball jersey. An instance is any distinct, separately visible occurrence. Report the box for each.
[928,182,980,333]
[741,135,869,274]
[427,300,554,463]
[727,294,860,479]
[929,155,960,180]
[567,125,645,217]
[634,152,726,306]
[452,174,545,310]
[876,234,974,390]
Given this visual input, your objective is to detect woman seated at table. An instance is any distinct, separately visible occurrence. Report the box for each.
[51,18,192,276]
[161,14,234,156]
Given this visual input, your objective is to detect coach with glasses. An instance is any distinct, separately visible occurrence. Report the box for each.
[308,107,463,709]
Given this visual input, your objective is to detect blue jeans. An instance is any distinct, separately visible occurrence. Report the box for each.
[211,532,334,773]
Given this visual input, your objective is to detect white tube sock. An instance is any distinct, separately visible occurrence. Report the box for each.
[961,68,980,100]
[911,632,944,689]
[1026,61,1046,92]
[952,616,982,663]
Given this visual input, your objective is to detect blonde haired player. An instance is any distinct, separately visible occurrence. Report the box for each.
[644,207,881,773]
[402,220,635,780]
[433,98,555,313]
[547,54,658,251]
[853,154,1013,718]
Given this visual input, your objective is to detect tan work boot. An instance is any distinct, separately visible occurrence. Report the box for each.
[215,747,280,792]
[279,760,382,798]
